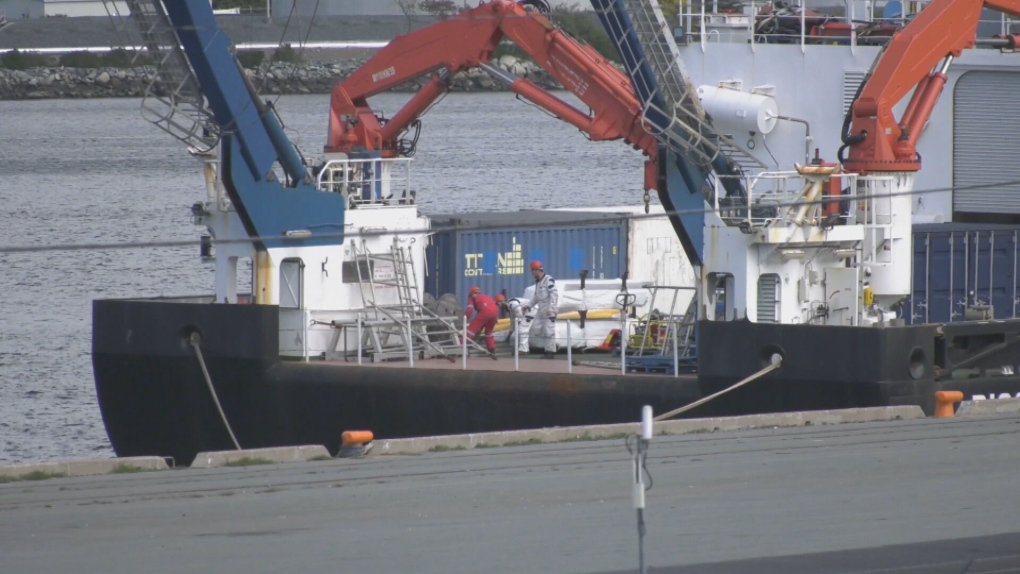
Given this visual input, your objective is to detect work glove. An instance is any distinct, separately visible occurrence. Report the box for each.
[546,309,556,318]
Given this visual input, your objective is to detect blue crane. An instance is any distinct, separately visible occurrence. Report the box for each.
[146,0,346,249]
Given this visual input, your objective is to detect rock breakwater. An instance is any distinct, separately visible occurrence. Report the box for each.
[0,55,564,100]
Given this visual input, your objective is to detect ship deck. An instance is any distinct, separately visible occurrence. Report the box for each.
[323,352,696,379]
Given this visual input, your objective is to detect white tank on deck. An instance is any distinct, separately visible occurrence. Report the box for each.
[697,81,779,136]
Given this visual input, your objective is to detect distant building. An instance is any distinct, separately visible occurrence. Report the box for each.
[42,0,127,17]
[1,0,44,19]
[269,0,590,18]
[270,0,405,17]
[0,0,220,18]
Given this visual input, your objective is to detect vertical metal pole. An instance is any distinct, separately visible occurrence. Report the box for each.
[634,406,653,574]
[407,320,414,368]
[949,233,955,320]
[514,316,520,372]
[303,309,309,363]
[925,233,931,324]
[567,320,573,374]
[462,314,468,370]
[621,316,628,375]
[673,319,679,377]
[356,316,363,366]
[990,232,995,307]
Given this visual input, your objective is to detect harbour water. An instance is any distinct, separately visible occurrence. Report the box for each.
[0,92,649,463]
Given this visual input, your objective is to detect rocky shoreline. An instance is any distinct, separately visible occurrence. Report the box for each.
[0,55,564,100]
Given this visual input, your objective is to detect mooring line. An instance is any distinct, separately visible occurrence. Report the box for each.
[654,360,783,422]
[189,333,242,451]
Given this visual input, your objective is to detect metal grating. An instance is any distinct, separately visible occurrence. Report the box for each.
[843,70,867,116]
[756,274,780,323]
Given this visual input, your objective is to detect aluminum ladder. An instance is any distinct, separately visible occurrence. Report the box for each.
[102,0,219,152]
[593,0,765,174]
[353,240,489,362]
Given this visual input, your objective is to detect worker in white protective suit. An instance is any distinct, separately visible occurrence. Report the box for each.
[521,260,559,358]
[497,293,534,353]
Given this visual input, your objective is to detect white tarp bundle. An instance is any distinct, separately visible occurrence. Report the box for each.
[496,280,662,351]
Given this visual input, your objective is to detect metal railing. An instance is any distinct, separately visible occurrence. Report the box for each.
[316,157,415,208]
[710,170,861,230]
[679,0,1015,51]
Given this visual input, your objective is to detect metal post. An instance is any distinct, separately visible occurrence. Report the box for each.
[567,320,573,374]
[621,316,628,375]
[303,309,309,363]
[673,319,679,377]
[462,314,468,370]
[356,316,363,365]
[633,406,653,574]
[406,322,414,368]
[514,316,520,372]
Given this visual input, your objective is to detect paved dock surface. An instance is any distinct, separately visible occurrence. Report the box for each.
[3,415,1020,573]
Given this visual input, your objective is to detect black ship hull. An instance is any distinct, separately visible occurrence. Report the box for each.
[93,299,1020,465]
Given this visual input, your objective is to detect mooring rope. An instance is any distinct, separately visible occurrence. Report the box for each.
[654,359,783,422]
[189,333,242,451]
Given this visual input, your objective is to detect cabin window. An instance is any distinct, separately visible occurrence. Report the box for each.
[342,260,373,284]
[280,258,303,308]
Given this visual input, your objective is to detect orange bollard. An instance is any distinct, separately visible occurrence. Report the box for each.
[934,391,964,418]
[341,430,374,446]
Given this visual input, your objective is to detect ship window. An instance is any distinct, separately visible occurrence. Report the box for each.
[342,260,373,284]
[280,258,303,308]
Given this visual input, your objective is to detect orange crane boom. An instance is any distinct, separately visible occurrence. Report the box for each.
[842,0,1020,173]
[324,0,659,190]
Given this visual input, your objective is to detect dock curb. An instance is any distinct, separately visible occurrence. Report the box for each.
[957,397,1020,416]
[190,445,331,469]
[375,406,925,455]
[0,456,168,479]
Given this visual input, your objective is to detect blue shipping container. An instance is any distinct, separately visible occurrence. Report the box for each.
[904,223,1020,324]
[425,211,628,302]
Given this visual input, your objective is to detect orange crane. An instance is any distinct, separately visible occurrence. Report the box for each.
[324,0,661,191]
[841,0,1020,173]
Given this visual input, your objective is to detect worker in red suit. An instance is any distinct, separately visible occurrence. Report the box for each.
[464,286,498,355]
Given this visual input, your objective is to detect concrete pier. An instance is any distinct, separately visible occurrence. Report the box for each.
[2,414,1019,573]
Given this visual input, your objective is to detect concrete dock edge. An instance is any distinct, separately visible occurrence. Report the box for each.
[0,407,927,477]
[190,445,331,469]
[375,406,926,455]
[957,397,1020,416]
[0,456,168,479]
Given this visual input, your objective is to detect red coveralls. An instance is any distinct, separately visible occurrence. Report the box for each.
[465,293,498,352]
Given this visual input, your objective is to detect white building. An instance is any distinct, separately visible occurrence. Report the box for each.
[42,0,126,17]
[0,0,221,18]
[270,0,591,18]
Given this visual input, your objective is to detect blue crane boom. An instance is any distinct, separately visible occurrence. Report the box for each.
[161,0,346,249]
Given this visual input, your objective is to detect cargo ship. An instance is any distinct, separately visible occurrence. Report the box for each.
[93,0,1020,465]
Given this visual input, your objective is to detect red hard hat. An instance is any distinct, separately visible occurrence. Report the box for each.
[469,286,481,296]
[495,294,507,303]
[530,260,543,271]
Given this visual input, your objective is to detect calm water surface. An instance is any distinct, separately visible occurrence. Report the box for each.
[0,92,650,464]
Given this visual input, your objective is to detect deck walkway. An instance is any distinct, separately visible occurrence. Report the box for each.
[326,352,694,378]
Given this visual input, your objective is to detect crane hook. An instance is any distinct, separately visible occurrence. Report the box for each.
[642,190,650,214]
